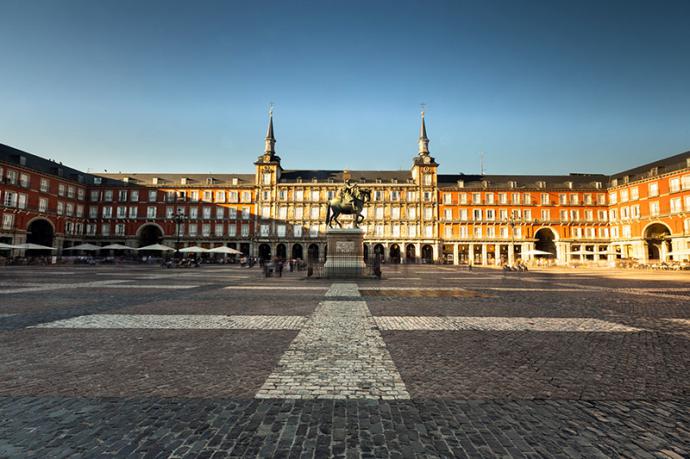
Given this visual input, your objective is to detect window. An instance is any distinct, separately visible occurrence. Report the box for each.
[486,209,495,221]
[228,191,238,202]
[444,209,452,221]
[39,178,49,192]
[118,190,128,201]
[309,225,319,238]
[263,173,271,185]
[188,224,198,237]
[424,207,433,220]
[669,177,680,193]
[242,207,251,220]
[102,206,112,218]
[310,207,320,220]
[459,193,468,204]
[423,191,432,202]
[65,202,73,216]
[514,227,522,238]
[295,190,304,201]
[278,189,287,200]
[129,206,138,218]
[101,223,110,236]
[523,209,532,221]
[216,208,224,219]
[541,209,550,221]
[459,209,468,221]
[277,224,286,237]
[473,226,482,238]
[500,227,508,238]
[147,207,157,218]
[391,191,400,201]
[585,210,594,221]
[203,207,212,219]
[620,189,629,202]
[425,225,433,237]
[375,224,384,236]
[631,205,640,219]
[215,224,224,237]
[423,174,432,186]
[202,224,211,237]
[608,192,617,204]
[2,213,14,230]
[408,207,416,220]
[392,207,400,220]
[228,224,237,237]
[486,227,495,238]
[541,193,549,205]
[311,190,319,201]
[444,226,452,238]
[408,225,417,238]
[406,191,417,201]
[38,198,48,212]
[216,191,226,202]
[443,193,452,204]
[241,224,249,237]
[293,225,302,237]
[104,190,113,201]
[262,191,270,201]
[117,206,127,218]
[570,194,579,205]
[559,194,567,205]
[375,207,384,219]
[166,207,174,218]
[622,225,632,238]
[685,195,690,212]
[241,191,251,202]
[190,191,199,202]
[649,201,660,217]
[295,207,304,219]
[682,175,690,190]
[115,224,126,236]
[598,210,607,221]
[609,209,617,221]
[261,206,271,219]
[670,197,682,213]
[511,193,520,204]
[584,194,592,205]
[472,193,481,204]
[597,194,606,205]
[202,191,212,202]
[560,210,568,221]
[570,210,580,221]
[630,187,639,200]
[6,193,20,208]
[228,208,237,219]
[523,193,531,205]
[473,209,482,221]
[58,184,66,196]
[486,193,494,205]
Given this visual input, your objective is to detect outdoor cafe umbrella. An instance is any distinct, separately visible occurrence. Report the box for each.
[179,246,209,253]
[665,249,690,259]
[0,242,17,250]
[524,249,554,256]
[209,246,242,254]
[14,243,57,250]
[136,243,175,252]
[63,243,102,251]
[101,243,134,250]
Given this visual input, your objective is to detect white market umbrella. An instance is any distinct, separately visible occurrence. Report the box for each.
[209,246,242,254]
[101,243,134,250]
[63,243,102,251]
[665,249,690,259]
[179,246,209,253]
[15,243,57,250]
[524,249,554,256]
[137,243,175,252]
[0,242,17,249]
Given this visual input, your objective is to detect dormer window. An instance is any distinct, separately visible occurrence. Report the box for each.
[457,180,464,188]
[152,177,159,185]
[611,178,618,187]
[376,178,382,183]
[537,181,546,189]
[93,177,102,185]
[181,177,188,185]
[481,180,489,188]
[509,180,517,188]
[623,175,629,184]
[649,167,659,177]
[594,181,602,189]
[232,177,239,185]
[206,177,215,185]
[565,181,573,189]
[19,155,27,166]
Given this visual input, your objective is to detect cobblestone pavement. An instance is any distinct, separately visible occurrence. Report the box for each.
[0,264,688,457]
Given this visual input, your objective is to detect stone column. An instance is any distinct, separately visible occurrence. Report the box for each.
[508,243,515,265]
[453,243,459,265]
[481,244,487,266]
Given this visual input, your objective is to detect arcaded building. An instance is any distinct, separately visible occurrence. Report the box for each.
[1,114,689,265]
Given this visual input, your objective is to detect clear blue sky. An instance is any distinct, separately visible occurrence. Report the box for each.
[1,0,689,175]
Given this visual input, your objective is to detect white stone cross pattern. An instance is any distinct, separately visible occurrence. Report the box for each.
[29,282,646,400]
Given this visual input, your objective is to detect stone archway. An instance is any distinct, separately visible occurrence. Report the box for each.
[389,244,401,264]
[26,218,54,254]
[291,243,303,260]
[534,227,557,257]
[421,244,434,263]
[373,244,384,262]
[644,223,671,261]
[307,243,319,263]
[363,244,369,262]
[258,244,271,261]
[276,243,287,260]
[138,224,163,247]
[406,244,416,263]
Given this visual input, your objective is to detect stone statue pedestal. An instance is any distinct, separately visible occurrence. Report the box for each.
[324,228,366,278]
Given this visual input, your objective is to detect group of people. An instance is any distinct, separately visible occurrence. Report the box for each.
[260,257,305,277]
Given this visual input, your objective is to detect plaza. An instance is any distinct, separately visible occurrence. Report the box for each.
[0,264,688,457]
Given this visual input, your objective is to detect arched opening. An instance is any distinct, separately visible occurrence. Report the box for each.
[138,224,163,247]
[307,244,319,263]
[534,228,557,257]
[373,243,384,262]
[389,244,401,264]
[644,223,671,261]
[276,243,287,260]
[291,243,303,260]
[26,219,54,255]
[258,244,271,261]
[363,244,369,262]
[421,244,434,263]
[406,244,416,263]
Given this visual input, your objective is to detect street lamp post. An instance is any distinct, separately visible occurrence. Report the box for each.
[173,210,185,258]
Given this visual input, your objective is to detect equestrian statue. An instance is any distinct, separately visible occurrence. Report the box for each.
[326,179,371,228]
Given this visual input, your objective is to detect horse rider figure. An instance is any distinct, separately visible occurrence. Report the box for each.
[339,179,358,209]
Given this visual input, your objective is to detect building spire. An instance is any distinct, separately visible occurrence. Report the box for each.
[264,104,275,155]
[418,110,429,155]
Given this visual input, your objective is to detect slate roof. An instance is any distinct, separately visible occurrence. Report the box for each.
[609,150,690,183]
[0,142,100,185]
[97,172,255,187]
[437,173,608,190]
[279,170,413,183]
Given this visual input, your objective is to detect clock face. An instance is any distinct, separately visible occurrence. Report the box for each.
[423,166,430,172]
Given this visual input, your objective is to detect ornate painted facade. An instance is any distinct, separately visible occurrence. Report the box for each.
[1,113,689,265]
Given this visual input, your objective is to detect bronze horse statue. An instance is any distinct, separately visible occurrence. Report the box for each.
[326,188,371,228]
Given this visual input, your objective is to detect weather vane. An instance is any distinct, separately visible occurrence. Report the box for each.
[420,102,426,116]
[269,102,274,116]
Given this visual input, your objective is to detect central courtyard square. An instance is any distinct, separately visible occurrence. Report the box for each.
[0,265,688,458]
